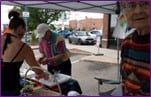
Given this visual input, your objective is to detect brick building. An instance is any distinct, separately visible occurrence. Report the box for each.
[69,16,103,31]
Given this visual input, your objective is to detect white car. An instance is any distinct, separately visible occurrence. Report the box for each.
[87,30,102,39]
[87,30,102,46]
[68,31,96,45]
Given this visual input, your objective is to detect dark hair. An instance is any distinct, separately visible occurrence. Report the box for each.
[2,11,26,55]
[8,10,26,30]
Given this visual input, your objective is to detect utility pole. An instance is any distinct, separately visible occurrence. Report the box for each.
[22,6,29,43]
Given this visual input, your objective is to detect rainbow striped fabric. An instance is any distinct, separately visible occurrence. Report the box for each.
[39,32,68,65]
[120,31,150,96]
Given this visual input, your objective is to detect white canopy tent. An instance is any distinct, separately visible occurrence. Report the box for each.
[1,1,122,96]
[1,1,117,14]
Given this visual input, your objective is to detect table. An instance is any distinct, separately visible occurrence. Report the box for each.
[23,73,82,95]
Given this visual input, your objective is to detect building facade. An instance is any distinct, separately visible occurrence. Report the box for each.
[69,16,103,31]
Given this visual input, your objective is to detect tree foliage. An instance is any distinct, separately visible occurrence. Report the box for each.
[12,7,64,31]
[48,24,56,31]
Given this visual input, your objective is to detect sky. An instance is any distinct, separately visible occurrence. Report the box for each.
[1,5,14,24]
[1,5,103,25]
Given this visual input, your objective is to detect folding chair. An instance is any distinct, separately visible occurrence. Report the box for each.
[94,77,122,96]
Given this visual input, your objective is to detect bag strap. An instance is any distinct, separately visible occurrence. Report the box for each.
[11,43,25,62]
[3,33,18,55]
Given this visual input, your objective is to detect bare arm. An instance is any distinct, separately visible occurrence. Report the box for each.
[24,45,46,75]
[39,37,67,65]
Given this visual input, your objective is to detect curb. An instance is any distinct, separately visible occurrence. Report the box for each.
[69,51,92,56]
[31,46,92,56]
[80,55,118,65]
[69,48,92,55]
[81,59,117,65]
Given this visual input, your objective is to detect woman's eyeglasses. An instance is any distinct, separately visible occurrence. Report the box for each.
[122,2,149,11]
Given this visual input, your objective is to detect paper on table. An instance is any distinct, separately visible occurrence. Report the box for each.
[38,74,71,87]
[20,68,35,77]
[26,73,71,87]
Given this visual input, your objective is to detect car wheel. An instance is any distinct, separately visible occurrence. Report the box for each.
[78,39,82,45]
[69,39,72,44]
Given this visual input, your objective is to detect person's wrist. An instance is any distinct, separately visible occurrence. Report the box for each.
[53,56,57,61]
[46,58,49,63]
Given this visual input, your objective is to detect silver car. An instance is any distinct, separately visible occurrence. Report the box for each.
[68,31,96,45]
[87,30,102,40]
[87,30,102,47]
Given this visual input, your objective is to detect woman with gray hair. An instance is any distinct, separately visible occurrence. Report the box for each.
[119,1,150,96]
[37,23,72,76]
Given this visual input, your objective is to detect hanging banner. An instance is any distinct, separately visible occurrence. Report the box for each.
[112,12,136,39]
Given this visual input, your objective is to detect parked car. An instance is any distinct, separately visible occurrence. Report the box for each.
[87,30,102,47]
[58,30,71,38]
[68,31,96,45]
[87,30,102,39]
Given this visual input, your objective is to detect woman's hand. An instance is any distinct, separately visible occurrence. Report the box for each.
[47,57,57,66]
[38,57,57,66]
[38,57,49,65]
[38,57,44,64]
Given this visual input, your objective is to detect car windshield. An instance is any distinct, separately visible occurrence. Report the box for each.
[92,31,100,34]
[89,30,102,36]
[77,31,88,36]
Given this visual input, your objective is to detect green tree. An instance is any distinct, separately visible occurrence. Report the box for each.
[30,30,38,45]
[49,24,56,31]
[69,27,73,32]
[12,7,64,31]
